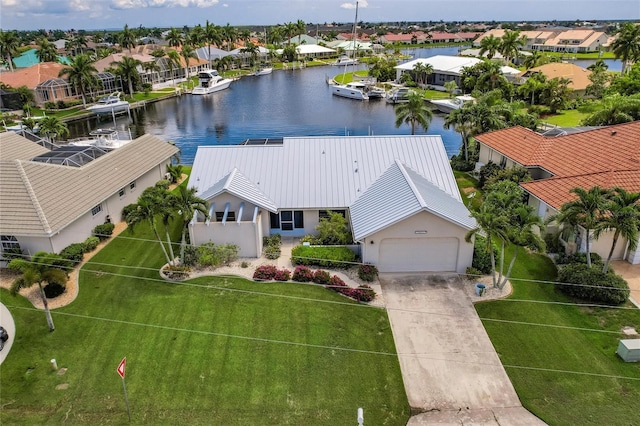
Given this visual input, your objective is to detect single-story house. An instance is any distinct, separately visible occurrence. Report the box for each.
[188,136,476,273]
[473,29,607,53]
[517,63,593,96]
[0,132,178,263]
[395,55,482,87]
[475,122,640,265]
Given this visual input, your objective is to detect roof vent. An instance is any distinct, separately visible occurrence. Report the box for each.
[611,130,617,135]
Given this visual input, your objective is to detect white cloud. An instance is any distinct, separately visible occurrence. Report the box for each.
[111,0,217,8]
[340,0,368,10]
[69,0,91,11]
[1,0,19,6]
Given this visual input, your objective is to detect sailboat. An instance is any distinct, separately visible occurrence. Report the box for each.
[330,1,368,101]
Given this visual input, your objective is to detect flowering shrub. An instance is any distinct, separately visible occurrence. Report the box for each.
[274,268,291,281]
[312,269,331,284]
[326,275,375,302]
[253,265,278,280]
[357,264,378,282]
[292,265,314,282]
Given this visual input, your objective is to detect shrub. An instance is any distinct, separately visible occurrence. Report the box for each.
[300,234,318,244]
[327,274,347,289]
[93,222,115,241]
[450,154,475,172]
[44,282,66,298]
[353,285,376,302]
[59,243,85,264]
[253,265,278,280]
[557,263,630,305]
[292,265,314,282]
[556,251,603,266]
[472,236,498,275]
[196,242,239,268]
[326,275,375,302]
[121,203,138,220]
[315,211,353,245]
[358,264,378,282]
[478,161,503,190]
[44,101,56,110]
[264,245,281,260]
[163,265,191,281]
[274,268,291,281]
[544,232,562,254]
[241,261,249,268]
[291,245,356,268]
[465,266,483,280]
[181,245,198,266]
[83,236,100,252]
[263,234,281,247]
[312,269,331,284]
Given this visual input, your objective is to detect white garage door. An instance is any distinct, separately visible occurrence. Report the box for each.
[379,237,459,272]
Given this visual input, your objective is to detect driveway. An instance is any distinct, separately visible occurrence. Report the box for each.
[0,302,16,364]
[380,274,546,425]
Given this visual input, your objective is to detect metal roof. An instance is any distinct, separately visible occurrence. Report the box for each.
[190,135,461,211]
[199,168,278,213]
[350,160,475,241]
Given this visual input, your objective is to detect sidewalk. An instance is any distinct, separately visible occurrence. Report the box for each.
[611,261,640,308]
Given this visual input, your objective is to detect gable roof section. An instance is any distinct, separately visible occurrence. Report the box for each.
[190,135,460,211]
[350,160,475,241]
[395,55,482,75]
[519,63,592,91]
[0,134,178,236]
[0,62,68,90]
[199,168,278,212]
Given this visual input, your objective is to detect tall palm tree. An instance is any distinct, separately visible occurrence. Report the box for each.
[180,45,197,78]
[36,37,59,63]
[411,62,433,86]
[172,186,209,263]
[222,23,237,51]
[9,252,68,332]
[611,22,640,74]
[499,30,527,65]
[143,60,161,85]
[111,56,142,96]
[166,49,182,84]
[522,50,546,69]
[478,34,501,60]
[188,24,205,47]
[394,91,432,135]
[240,42,259,69]
[0,30,21,71]
[119,24,137,53]
[165,28,183,48]
[38,116,69,142]
[554,186,610,267]
[540,77,571,113]
[204,20,223,67]
[296,19,306,44]
[444,105,475,161]
[595,187,640,273]
[518,72,546,105]
[284,22,297,45]
[58,53,98,107]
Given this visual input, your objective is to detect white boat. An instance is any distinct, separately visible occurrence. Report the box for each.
[430,95,476,113]
[254,67,273,76]
[331,82,369,101]
[86,92,130,114]
[366,86,386,99]
[192,70,233,95]
[67,128,133,149]
[386,88,412,104]
[332,56,358,66]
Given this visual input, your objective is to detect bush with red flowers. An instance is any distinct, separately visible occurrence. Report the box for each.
[292,265,314,282]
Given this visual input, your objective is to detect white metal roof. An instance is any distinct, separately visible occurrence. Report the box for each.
[189,135,461,211]
[350,160,475,241]
[295,44,336,55]
[198,168,278,212]
[395,55,482,75]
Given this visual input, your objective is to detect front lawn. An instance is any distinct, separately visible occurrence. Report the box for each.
[0,220,409,424]
[475,249,640,425]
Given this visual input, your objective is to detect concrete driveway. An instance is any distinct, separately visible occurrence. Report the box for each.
[380,274,546,425]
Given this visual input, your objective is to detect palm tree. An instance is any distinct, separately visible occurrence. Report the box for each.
[296,19,306,44]
[444,105,474,161]
[188,24,205,47]
[9,252,68,332]
[522,50,546,69]
[172,186,209,263]
[478,34,501,60]
[284,22,297,45]
[166,50,182,85]
[554,186,610,267]
[394,91,432,135]
[222,24,237,51]
[411,62,434,87]
[499,30,527,65]
[204,20,223,67]
[611,22,640,74]
[240,42,259,69]
[143,60,161,85]
[595,188,640,273]
[582,94,640,125]
[58,54,98,107]
[111,56,142,96]
[180,45,198,79]
[540,77,572,113]
[518,72,546,105]
[36,38,59,63]
[119,24,137,53]
[165,28,183,48]
[38,116,69,142]
[0,30,21,71]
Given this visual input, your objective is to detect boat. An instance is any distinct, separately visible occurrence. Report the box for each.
[386,87,412,104]
[86,92,130,114]
[192,69,233,95]
[430,95,476,113]
[254,66,273,76]
[330,2,368,101]
[332,56,358,66]
[67,128,133,149]
[366,86,386,99]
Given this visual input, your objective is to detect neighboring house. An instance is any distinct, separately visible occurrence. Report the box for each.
[394,55,482,87]
[517,62,593,96]
[475,122,640,265]
[294,44,336,59]
[187,136,476,273]
[0,131,178,264]
[473,28,608,53]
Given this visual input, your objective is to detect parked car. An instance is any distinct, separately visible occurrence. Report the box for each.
[0,326,8,351]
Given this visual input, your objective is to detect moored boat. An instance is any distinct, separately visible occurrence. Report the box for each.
[86,92,130,114]
[192,70,233,95]
[332,56,358,66]
[67,128,133,149]
[430,95,476,113]
[386,88,412,104]
[254,66,273,76]
[331,81,369,101]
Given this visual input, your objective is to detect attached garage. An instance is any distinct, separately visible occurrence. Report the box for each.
[379,237,459,272]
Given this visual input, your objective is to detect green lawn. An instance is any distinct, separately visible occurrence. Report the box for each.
[0,220,409,424]
[475,249,640,425]
[542,102,603,127]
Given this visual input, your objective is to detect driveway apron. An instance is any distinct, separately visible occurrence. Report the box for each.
[381,274,546,425]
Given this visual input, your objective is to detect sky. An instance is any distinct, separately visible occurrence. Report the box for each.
[1,0,639,31]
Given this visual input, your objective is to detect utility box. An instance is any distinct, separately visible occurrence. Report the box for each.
[616,339,640,362]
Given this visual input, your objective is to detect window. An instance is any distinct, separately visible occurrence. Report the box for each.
[215,211,235,222]
[270,212,280,229]
[499,156,507,167]
[129,181,136,190]
[91,204,102,216]
[1,235,19,251]
[274,210,304,231]
[118,188,126,197]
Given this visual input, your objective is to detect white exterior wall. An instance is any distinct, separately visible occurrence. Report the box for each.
[627,240,640,264]
[191,215,263,258]
[360,211,473,273]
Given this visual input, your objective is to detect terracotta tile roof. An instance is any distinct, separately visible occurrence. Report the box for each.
[519,62,592,91]
[476,121,640,209]
[0,62,68,89]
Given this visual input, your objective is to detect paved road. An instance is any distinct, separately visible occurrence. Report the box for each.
[0,302,15,364]
[380,274,546,425]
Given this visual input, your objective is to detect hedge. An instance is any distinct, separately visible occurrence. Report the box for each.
[291,245,356,268]
[93,223,115,241]
[557,263,630,305]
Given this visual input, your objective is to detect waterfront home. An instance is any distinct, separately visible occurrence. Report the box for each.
[394,55,482,88]
[188,135,476,273]
[474,28,609,53]
[517,63,593,96]
[475,122,640,265]
[0,131,178,264]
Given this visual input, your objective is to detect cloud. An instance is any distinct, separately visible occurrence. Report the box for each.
[340,0,368,10]
[110,0,217,9]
